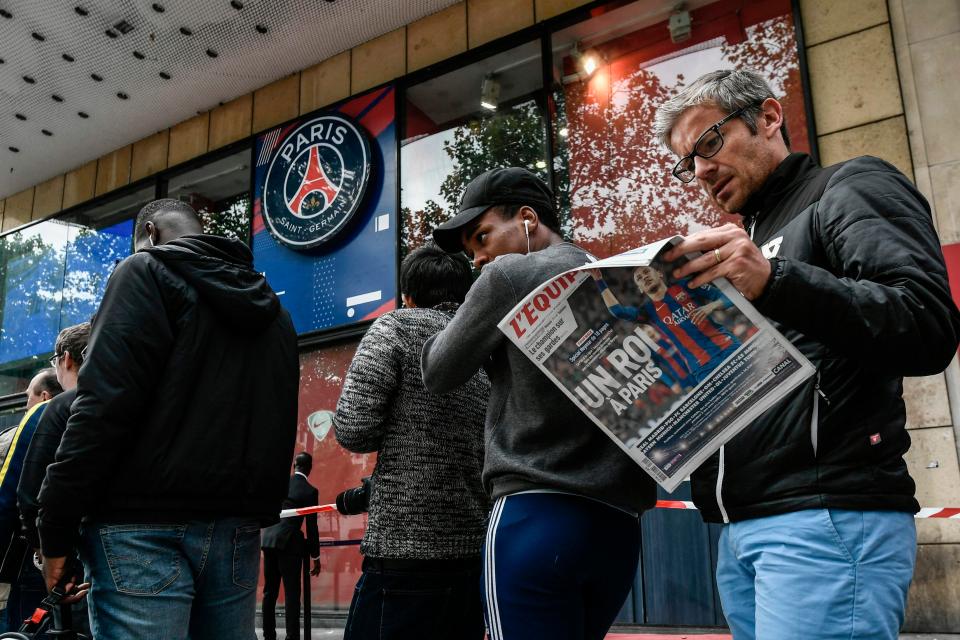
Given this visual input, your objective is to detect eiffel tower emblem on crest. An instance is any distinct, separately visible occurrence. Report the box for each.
[288,146,340,216]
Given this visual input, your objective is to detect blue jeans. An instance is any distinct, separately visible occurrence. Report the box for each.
[717,509,916,640]
[79,518,261,640]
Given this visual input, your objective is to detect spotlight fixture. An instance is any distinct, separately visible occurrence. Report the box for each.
[668,6,692,44]
[480,74,500,112]
[570,43,600,78]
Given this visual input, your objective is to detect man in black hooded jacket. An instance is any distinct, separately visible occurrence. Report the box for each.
[37,199,300,640]
[654,70,960,639]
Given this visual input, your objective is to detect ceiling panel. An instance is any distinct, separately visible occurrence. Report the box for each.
[0,0,458,199]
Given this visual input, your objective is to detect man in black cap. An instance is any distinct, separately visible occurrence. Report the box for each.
[422,168,656,640]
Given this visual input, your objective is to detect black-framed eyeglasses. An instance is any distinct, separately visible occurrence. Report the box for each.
[672,104,756,183]
[48,352,62,367]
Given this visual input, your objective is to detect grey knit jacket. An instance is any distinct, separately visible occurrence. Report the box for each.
[334,304,491,559]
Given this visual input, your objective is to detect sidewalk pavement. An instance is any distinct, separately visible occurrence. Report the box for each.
[256,629,960,639]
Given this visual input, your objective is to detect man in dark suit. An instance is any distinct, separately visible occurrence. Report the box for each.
[261,452,321,640]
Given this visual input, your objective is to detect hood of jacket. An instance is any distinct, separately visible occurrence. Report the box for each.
[143,234,281,331]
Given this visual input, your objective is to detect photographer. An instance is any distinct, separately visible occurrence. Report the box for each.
[334,243,490,640]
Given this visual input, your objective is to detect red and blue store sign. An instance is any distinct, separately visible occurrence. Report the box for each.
[252,86,398,334]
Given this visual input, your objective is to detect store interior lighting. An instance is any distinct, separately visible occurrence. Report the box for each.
[480,74,500,111]
[570,43,600,78]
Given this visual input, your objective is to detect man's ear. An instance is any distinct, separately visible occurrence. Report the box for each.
[62,351,77,372]
[758,97,784,141]
[519,206,538,233]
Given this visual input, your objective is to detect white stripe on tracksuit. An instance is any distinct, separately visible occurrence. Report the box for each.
[485,496,507,640]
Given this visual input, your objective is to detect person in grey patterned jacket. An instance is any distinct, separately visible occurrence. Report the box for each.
[334,243,490,640]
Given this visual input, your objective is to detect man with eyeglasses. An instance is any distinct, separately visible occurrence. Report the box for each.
[0,329,78,633]
[652,69,960,639]
[8,323,90,637]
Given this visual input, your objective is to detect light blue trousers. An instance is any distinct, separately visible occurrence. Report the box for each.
[717,509,916,640]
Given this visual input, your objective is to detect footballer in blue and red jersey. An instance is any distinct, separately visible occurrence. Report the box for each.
[593,266,739,383]
[639,324,693,391]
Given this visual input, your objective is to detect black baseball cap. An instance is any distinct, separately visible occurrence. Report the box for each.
[432,167,556,253]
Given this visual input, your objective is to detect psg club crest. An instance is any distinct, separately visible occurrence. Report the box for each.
[262,113,373,250]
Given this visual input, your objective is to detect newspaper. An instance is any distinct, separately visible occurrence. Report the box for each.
[497,237,815,492]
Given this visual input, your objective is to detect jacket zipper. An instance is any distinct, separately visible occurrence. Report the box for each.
[716,445,729,523]
[715,220,756,524]
[812,371,830,457]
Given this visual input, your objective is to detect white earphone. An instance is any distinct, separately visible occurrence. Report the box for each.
[523,219,531,254]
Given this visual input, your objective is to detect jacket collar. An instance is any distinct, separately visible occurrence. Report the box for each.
[741,152,818,231]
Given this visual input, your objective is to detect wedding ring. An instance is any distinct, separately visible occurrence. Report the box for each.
[714,248,723,265]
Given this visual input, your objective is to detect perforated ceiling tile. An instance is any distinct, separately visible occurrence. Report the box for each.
[0,0,458,200]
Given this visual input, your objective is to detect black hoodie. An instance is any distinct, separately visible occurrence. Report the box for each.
[38,235,300,557]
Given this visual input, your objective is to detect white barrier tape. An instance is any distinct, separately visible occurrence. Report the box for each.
[280,501,960,519]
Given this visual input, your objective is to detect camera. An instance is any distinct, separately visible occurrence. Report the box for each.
[336,476,373,515]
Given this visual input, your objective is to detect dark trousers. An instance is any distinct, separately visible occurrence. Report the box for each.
[3,550,46,635]
[343,556,485,640]
[261,548,304,640]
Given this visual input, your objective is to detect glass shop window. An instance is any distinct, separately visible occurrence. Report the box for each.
[166,148,252,243]
[550,0,811,258]
[401,40,549,255]
[0,219,69,396]
[0,185,149,397]
[258,341,374,613]
[58,185,151,328]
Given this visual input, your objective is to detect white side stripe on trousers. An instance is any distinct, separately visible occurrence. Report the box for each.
[485,496,507,640]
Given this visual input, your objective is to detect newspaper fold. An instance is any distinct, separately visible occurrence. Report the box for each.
[498,236,815,491]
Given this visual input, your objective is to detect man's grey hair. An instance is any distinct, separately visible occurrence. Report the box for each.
[653,69,790,152]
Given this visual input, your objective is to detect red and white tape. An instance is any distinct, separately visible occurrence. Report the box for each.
[281,501,960,519]
[279,503,338,518]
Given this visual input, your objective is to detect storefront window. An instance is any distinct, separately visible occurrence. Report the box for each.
[58,185,150,328]
[0,185,149,396]
[166,149,252,242]
[401,40,549,255]
[551,0,810,257]
[257,341,374,613]
[0,219,69,395]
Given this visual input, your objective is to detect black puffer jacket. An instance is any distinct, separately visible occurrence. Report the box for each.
[692,153,960,523]
[39,235,300,556]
